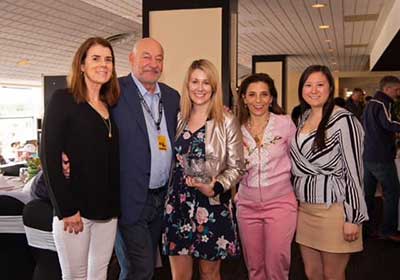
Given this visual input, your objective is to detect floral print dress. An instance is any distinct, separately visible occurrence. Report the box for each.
[162,125,240,261]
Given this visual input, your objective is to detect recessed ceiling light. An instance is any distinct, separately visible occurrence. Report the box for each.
[312,3,326,8]
[319,25,330,29]
[331,62,337,65]
[325,39,332,43]
[16,59,30,66]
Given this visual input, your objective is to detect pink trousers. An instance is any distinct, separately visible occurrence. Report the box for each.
[236,191,297,280]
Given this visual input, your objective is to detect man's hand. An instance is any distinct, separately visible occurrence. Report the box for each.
[61,152,70,179]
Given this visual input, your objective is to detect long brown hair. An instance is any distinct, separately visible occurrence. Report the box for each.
[180,59,224,124]
[68,37,120,106]
[298,65,335,150]
[237,73,285,125]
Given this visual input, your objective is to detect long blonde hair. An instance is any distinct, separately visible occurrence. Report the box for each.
[180,59,224,124]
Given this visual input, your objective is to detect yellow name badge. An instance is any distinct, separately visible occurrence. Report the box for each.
[157,135,168,151]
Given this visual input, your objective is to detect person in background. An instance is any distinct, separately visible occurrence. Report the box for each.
[113,37,180,280]
[236,73,297,280]
[0,156,6,165]
[10,141,21,162]
[18,143,37,161]
[0,150,6,164]
[41,37,120,280]
[290,65,368,280]
[30,170,49,201]
[363,76,400,241]
[11,141,21,150]
[345,88,364,120]
[333,97,346,108]
[163,59,244,280]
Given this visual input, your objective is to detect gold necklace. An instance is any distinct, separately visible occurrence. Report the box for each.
[88,101,112,138]
[102,117,112,138]
[247,117,269,146]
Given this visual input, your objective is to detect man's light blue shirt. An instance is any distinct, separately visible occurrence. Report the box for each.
[131,74,172,189]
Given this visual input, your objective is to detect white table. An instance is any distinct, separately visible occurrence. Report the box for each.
[0,176,32,233]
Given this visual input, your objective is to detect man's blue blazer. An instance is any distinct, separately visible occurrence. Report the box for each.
[112,74,180,225]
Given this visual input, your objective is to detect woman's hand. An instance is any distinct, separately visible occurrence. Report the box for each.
[63,211,83,234]
[186,176,216,197]
[343,222,360,242]
[233,192,239,204]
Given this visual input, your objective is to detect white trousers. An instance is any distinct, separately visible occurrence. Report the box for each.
[53,216,117,280]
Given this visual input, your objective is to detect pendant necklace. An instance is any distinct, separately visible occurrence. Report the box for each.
[88,101,112,138]
[102,117,112,138]
[247,116,269,146]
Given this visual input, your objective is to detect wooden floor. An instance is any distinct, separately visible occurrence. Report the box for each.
[108,236,400,280]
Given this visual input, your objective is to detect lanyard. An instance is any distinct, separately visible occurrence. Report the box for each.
[137,92,163,131]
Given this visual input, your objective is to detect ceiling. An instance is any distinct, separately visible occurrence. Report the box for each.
[0,0,397,85]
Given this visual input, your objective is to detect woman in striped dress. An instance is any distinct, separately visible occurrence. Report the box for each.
[290,65,368,280]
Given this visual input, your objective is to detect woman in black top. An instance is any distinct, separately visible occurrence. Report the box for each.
[41,37,120,280]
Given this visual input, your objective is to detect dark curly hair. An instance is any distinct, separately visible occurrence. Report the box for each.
[237,73,285,125]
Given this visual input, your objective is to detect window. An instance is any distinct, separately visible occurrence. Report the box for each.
[0,85,43,161]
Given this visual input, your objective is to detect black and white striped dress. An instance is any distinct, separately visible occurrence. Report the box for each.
[290,108,368,224]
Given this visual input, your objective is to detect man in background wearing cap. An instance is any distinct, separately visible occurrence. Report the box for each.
[17,143,37,161]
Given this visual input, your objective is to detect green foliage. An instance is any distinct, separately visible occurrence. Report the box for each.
[27,157,41,180]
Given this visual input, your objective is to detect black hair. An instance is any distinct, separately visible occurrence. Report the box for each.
[334,97,346,108]
[298,65,335,150]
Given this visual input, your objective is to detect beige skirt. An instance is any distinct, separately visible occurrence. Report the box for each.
[296,203,363,253]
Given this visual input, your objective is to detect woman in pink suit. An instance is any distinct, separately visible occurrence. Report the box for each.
[236,73,297,280]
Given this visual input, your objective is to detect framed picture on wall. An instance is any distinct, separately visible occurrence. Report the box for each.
[252,55,287,110]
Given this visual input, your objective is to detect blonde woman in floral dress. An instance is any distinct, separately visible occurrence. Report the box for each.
[162,59,244,280]
[236,73,298,280]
